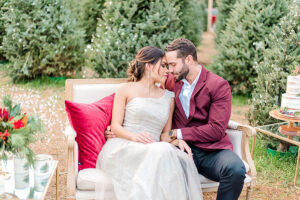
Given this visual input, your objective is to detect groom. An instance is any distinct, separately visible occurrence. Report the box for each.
[164,38,246,200]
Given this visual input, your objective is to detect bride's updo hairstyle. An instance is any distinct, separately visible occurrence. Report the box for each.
[127,46,165,82]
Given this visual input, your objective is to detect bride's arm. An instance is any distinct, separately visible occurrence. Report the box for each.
[160,98,175,142]
[111,84,155,144]
[160,98,193,157]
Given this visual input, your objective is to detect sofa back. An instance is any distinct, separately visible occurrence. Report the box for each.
[65,79,127,103]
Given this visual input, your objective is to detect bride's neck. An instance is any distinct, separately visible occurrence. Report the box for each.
[139,76,157,90]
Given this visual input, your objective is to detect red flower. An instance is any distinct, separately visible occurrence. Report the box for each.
[4,130,10,137]
[14,120,24,129]
[0,130,9,140]
[0,108,9,121]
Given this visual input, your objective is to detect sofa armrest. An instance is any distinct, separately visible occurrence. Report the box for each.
[65,125,76,200]
[237,124,257,185]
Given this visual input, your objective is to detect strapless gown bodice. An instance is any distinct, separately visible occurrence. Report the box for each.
[122,90,173,141]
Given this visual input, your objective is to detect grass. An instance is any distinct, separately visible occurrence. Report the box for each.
[232,95,249,106]
[0,63,65,89]
[250,136,300,186]
[15,76,66,89]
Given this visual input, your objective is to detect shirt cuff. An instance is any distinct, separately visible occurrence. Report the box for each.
[176,129,183,139]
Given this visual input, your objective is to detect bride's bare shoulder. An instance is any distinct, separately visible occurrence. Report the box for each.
[115,82,137,95]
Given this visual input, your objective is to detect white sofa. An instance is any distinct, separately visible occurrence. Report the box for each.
[65,79,257,200]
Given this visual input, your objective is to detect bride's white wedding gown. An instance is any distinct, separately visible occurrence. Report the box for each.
[95,90,203,200]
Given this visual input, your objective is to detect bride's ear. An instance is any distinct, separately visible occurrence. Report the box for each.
[145,63,151,73]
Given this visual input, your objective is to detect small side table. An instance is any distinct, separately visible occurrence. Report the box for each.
[255,122,300,187]
[2,160,59,199]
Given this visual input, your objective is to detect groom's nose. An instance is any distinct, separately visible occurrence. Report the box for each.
[168,66,174,74]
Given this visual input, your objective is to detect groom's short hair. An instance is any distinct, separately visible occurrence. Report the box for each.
[166,38,197,62]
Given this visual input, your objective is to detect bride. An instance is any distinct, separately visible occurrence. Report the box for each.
[95,46,203,200]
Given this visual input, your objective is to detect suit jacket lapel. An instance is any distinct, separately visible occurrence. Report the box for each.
[174,81,187,121]
[188,66,208,121]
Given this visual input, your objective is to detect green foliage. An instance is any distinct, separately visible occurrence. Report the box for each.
[215,0,237,44]
[0,0,7,60]
[65,0,105,43]
[86,0,182,78]
[1,0,85,82]
[232,95,249,106]
[213,0,289,95]
[0,95,47,166]
[81,0,105,42]
[177,0,206,46]
[247,1,300,126]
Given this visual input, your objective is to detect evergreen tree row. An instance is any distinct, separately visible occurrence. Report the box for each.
[213,0,290,95]
[86,0,206,78]
[0,0,207,80]
[247,0,300,126]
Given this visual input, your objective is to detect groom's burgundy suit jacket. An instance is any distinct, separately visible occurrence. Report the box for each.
[172,67,233,151]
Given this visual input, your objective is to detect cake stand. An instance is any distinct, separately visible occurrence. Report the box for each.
[269,110,300,139]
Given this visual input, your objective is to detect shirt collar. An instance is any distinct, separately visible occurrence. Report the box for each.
[182,67,202,88]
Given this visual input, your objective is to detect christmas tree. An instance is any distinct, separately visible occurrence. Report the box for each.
[213,0,289,95]
[177,0,206,46]
[1,0,85,81]
[86,0,182,78]
[247,0,300,126]
[215,0,237,44]
[81,0,105,43]
[65,0,105,43]
[0,0,7,60]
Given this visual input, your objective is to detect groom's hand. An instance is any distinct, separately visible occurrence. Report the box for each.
[105,126,116,140]
[172,139,193,158]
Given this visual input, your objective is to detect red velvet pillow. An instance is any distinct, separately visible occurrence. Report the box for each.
[65,94,114,171]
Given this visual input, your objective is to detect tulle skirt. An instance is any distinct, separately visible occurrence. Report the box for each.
[95,138,203,200]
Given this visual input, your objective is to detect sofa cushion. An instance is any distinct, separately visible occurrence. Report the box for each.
[200,174,252,189]
[76,190,116,200]
[65,94,114,170]
[243,160,250,172]
[226,129,242,158]
[77,168,114,191]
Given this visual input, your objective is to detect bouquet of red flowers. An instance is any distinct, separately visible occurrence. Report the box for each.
[0,96,46,165]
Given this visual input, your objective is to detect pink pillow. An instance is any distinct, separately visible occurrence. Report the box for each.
[65,94,115,171]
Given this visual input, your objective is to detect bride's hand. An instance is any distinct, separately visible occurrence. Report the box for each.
[105,126,116,140]
[132,131,155,144]
[172,139,193,158]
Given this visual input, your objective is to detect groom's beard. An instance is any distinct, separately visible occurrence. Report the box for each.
[175,63,189,81]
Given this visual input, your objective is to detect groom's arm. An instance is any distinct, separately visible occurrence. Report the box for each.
[179,80,232,143]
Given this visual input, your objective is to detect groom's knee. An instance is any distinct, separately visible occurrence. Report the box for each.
[224,160,246,183]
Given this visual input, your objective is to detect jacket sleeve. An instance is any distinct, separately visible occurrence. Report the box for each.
[181,80,232,143]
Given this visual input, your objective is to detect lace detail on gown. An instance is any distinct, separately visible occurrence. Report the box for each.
[95,90,202,200]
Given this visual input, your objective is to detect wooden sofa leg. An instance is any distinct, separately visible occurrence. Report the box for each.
[246,186,252,200]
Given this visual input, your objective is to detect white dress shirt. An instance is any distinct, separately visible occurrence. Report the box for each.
[177,68,201,139]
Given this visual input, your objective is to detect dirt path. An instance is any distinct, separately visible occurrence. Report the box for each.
[197,32,218,66]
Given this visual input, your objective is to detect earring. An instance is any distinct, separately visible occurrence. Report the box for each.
[148,70,150,95]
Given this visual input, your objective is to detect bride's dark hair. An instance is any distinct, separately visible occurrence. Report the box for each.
[127,46,165,82]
